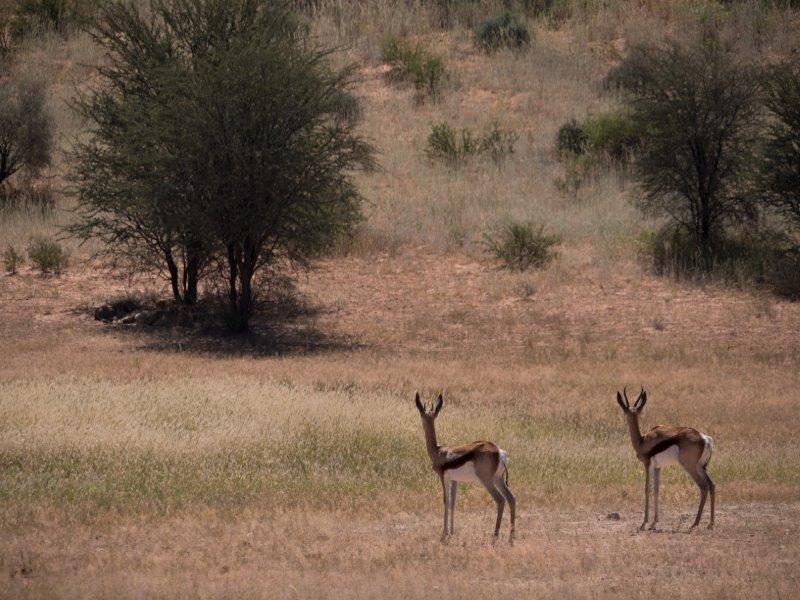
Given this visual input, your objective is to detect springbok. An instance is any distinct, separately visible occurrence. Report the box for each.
[616,387,716,531]
[415,392,515,541]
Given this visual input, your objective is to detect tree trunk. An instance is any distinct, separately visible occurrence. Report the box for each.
[184,253,201,306]
[165,254,184,304]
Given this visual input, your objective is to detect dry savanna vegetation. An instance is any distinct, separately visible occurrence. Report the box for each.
[1,1,800,598]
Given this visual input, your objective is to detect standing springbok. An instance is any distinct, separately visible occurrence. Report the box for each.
[616,387,716,531]
[414,392,515,541]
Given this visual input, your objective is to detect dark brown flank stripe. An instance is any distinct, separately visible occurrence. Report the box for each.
[439,451,477,472]
[645,438,678,458]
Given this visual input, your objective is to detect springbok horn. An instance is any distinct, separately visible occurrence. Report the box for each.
[622,386,630,408]
[634,387,645,408]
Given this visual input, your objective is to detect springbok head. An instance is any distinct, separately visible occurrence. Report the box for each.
[616,386,647,416]
[415,391,443,423]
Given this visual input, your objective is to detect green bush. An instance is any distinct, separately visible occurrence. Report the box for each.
[484,222,560,271]
[475,11,530,51]
[379,35,446,101]
[426,122,518,168]
[3,244,23,274]
[27,236,68,274]
[556,118,588,156]
[425,122,481,167]
[639,226,800,300]
[583,109,642,162]
[480,124,520,164]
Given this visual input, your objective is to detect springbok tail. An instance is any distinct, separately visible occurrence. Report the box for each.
[699,434,714,470]
[499,449,510,485]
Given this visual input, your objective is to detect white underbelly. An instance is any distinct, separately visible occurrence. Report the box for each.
[650,445,680,469]
[444,462,479,482]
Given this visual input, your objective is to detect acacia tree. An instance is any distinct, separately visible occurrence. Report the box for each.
[69,0,251,305]
[607,40,762,257]
[760,60,800,234]
[178,2,375,331]
[71,0,374,327]
[0,76,51,186]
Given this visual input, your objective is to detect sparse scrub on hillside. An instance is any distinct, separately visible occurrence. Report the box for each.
[27,234,67,274]
[555,110,641,164]
[475,11,530,51]
[582,109,642,164]
[608,39,762,262]
[483,221,559,270]
[556,118,588,157]
[0,178,54,212]
[3,242,23,273]
[9,0,91,37]
[425,122,518,167]
[639,226,800,299]
[379,34,446,101]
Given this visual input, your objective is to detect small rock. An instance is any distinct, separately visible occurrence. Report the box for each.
[606,512,621,521]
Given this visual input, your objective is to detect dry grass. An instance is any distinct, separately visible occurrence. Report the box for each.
[2,1,800,598]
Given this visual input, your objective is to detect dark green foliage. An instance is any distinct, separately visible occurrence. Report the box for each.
[555,110,640,165]
[3,243,23,274]
[556,118,588,156]
[484,222,559,271]
[0,77,52,187]
[71,0,375,331]
[608,39,761,253]
[640,226,800,300]
[582,109,642,163]
[27,235,68,274]
[759,60,800,232]
[425,122,482,166]
[476,11,530,51]
[379,35,446,101]
[425,122,518,167]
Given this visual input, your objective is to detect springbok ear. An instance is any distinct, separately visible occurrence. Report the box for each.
[635,389,647,410]
[616,391,628,412]
[414,392,425,414]
[433,394,444,417]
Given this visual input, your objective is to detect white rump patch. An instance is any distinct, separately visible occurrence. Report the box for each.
[650,444,680,469]
[699,433,714,468]
[497,449,509,478]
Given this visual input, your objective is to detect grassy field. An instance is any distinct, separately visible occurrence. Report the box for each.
[2,1,800,598]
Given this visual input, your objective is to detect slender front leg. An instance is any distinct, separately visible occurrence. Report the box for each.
[649,468,661,530]
[441,477,450,539]
[639,466,650,531]
[449,481,457,534]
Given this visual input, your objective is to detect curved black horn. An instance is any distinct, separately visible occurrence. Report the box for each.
[635,388,647,409]
[414,391,425,414]
[622,386,630,408]
[433,394,444,416]
[616,391,627,411]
